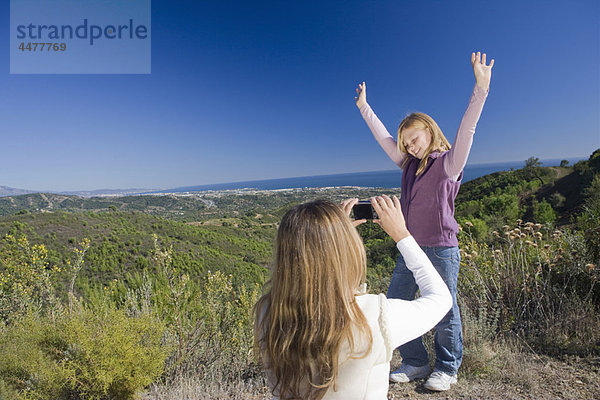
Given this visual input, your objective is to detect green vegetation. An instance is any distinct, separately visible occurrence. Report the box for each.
[0,233,260,399]
[456,149,600,234]
[0,210,273,293]
[0,187,400,221]
[0,238,167,400]
[460,222,598,356]
[0,151,598,398]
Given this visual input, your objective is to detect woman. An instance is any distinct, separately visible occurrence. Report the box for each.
[254,195,451,399]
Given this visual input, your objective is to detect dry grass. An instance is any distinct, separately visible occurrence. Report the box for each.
[144,349,600,400]
[142,377,269,400]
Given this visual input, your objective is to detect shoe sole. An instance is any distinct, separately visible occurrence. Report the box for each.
[389,370,431,383]
[389,375,410,383]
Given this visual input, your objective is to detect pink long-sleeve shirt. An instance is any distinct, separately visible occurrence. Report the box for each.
[358,84,489,181]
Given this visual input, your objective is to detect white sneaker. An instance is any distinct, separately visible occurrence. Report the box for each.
[389,363,432,383]
[423,370,457,391]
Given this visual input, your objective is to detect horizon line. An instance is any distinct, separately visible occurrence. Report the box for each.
[2,155,590,194]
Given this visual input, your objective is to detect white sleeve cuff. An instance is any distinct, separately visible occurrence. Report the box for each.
[396,235,422,266]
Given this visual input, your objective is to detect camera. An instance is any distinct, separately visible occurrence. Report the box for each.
[352,200,378,220]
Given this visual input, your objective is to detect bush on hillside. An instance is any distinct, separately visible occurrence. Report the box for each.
[0,236,168,400]
[0,305,167,400]
[578,174,600,263]
[532,199,557,225]
[459,222,599,355]
[0,235,62,326]
[458,217,488,242]
[148,236,262,384]
[481,193,521,222]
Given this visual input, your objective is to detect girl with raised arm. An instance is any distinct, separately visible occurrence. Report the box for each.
[355,52,494,391]
[254,196,451,399]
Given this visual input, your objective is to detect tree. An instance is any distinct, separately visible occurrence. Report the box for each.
[560,159,569,167]
[524,156,544,185]
[525,157,542,169]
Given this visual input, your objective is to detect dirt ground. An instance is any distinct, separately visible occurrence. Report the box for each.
[387,355,600,400]
[144,354,600,399]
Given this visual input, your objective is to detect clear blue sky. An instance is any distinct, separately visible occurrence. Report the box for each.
[1,0,598,191]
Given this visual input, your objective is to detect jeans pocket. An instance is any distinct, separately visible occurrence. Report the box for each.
[431,247,455,261]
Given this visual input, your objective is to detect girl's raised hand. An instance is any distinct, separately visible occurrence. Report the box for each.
[371,195,410,242]
[355,81,367,109]
[471,51,494,91]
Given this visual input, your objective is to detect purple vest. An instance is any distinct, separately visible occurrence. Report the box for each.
[400,151,461,247]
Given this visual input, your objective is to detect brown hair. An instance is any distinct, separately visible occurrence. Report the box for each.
[254,200,372,399]
[397,112,451,175]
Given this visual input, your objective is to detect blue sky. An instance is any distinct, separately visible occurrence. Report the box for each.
[1,0,598,191]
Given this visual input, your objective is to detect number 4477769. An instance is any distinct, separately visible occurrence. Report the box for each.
[18,42,66,51]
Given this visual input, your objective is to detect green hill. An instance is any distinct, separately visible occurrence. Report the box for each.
[1,151,598,297]
[0,188,402,295]
[0,187,400,221]
[0,151,598,400]
[0,210,273,297]
[456,149,600,234]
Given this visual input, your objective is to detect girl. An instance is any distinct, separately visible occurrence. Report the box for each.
[354,52,494,391]
[254,196,451,399]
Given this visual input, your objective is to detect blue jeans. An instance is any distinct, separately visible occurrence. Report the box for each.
[387,246,462,375]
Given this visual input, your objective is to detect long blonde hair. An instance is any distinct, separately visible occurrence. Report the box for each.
[254,200,372,400]
[398,112,451,175]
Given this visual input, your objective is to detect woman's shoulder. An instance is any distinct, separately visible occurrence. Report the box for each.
[355,293,380,305]
[355,293,383,319]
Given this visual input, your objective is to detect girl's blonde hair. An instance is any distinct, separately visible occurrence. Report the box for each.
[397,112,451,175]
[254,200,372,400]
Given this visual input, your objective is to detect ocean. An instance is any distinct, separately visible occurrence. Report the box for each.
[163,158,584,193]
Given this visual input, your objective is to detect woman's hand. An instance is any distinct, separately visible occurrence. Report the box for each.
[471,51,494,91]
[341,198,367,227]
[355,81,367,109]
[371,195,410,242]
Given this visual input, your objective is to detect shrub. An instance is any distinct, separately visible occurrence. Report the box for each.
[481,193,520,221]
[578,174,600,263]
[62,303,168,400]
[0,235,168,400]
[0,314,71,400]
[458,222,600,355]
[0,304,167,400]
[456,199,482,218]
[532,199,556,225]
[0,235,62,326]
[458,218,488,241]
[149,236,262,384]
[549,192,566,209]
